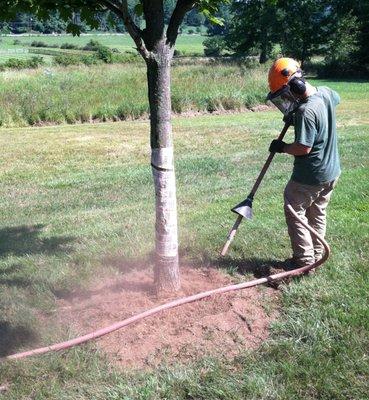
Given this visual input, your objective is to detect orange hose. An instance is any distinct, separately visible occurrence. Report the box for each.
[2,201,329,361]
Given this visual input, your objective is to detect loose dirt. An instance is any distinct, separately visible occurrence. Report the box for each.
[57,266,279,369]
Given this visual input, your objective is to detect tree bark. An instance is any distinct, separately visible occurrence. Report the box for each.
[146,41,180,292]
[259,44,268,64]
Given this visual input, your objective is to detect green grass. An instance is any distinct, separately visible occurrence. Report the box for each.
[0,80,368,399]
[0,62,268,127]
[0,33,205,63]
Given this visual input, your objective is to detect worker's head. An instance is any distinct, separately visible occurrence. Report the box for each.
[267,57,306,116]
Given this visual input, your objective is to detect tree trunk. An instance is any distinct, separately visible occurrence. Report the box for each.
[259,42,268,64]
[146,41,180,292]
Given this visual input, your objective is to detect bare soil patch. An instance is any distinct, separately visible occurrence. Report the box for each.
[57,266,279,369]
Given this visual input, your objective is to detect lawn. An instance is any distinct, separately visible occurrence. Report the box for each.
[0,33,205,63]
[0,80,368,398]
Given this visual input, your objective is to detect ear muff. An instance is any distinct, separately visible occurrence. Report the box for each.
[289,76,306,95]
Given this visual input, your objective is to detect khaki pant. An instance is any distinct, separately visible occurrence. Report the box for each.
[284,179,337,267]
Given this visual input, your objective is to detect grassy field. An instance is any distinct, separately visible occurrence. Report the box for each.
[0,62,267,127]
[0,33,205,63]
[0,80,368,398]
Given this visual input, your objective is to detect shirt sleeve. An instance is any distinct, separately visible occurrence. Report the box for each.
[331,89,340,106]
[294,109,317,148]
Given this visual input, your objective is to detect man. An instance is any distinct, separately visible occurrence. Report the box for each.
[267,58,341,269]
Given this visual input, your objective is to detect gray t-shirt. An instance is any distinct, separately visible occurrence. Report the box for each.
[292,86,341,185]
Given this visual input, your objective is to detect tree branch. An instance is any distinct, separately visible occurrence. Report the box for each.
[142,0,165,51]
[100,0,150,59]
[167,0,196,46]
[100,0,124,18]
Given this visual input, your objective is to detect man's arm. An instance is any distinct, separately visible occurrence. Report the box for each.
[269,140,312,155]
[284,142,311,156]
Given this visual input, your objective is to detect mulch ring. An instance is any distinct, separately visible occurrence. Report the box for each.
[57,266,279,369]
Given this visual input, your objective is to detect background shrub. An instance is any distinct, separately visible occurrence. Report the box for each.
[82,39,101,51]
[2,56,45,69]
[203,36,226,56]
[96,45,114,63]
[31,40,48,47]
[60,43,80,50]
[53,54,83,66]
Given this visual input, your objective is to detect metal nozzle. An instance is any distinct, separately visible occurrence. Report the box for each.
[231,197,253,220]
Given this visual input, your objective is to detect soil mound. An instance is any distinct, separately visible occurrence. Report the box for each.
[57,267,278,369]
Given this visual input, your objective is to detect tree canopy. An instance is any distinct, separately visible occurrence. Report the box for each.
[225,0,368,75]
[0,1,212,34]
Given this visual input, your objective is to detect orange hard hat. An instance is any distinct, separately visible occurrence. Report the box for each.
[268,58,301,94]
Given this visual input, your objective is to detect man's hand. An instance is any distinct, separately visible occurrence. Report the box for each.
[283,113,294,125]
[269,139,286,153]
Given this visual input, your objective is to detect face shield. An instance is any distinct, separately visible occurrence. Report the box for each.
[267,85,300,117]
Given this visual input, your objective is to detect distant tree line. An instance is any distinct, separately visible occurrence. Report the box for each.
[206,0,369,77]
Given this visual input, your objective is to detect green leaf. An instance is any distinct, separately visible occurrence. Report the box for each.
[134,3,143,17]
[196,0,230,25]
[208,16,225,26]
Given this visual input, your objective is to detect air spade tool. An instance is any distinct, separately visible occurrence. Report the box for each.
[221,121,291,256]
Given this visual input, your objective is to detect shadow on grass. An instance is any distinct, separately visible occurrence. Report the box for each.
[0,224,75,259]
[0,265,33,288]
[0,263,53,290]
[184,243,286,278]
[0,226,77,356]
[214,256,282,278]
[0,321,38,357]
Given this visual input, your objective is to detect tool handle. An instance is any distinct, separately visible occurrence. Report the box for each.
[220,215,243,256]
[220,122,291,257]
[249,122,290,197]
